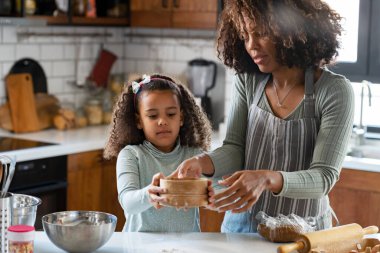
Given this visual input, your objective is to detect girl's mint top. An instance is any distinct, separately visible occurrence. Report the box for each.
[116,140,202,232]
[209,68,355,199]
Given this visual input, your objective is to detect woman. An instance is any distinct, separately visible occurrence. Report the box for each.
[173,0,354,232]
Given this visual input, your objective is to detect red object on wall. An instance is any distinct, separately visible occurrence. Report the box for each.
[88,49,117,88]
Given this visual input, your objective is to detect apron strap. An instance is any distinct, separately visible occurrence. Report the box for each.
[304,67,316,118]
[252,75,270,106]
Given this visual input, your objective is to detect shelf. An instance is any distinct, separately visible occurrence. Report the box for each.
[27,15,69,26]
[25,15,129,27]
[72,17,129,26]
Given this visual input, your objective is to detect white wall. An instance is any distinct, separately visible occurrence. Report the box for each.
[0,25,378,128]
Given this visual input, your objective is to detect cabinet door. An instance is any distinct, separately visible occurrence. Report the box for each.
[67,150,125,231]
[172,0,219,29]
[329,168,380,227]
[130,0,172,28]
[199,208,225,232]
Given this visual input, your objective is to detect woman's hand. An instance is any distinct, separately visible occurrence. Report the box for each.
[209,170,283,213]
[169,154,215,179]
[147,172,167,209]
[169,157,203,179]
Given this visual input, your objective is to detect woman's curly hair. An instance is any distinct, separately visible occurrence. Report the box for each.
[104,74,212,159]
[217,0,343,73]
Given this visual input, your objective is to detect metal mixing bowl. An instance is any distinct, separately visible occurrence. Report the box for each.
[12,194,41,226]
[42,211,117,253]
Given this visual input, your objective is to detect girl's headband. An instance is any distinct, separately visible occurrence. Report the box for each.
[131,74,151,94]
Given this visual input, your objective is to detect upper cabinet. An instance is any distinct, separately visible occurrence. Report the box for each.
[130,0,221,29]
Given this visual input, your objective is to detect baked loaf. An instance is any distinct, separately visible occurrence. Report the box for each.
[257,223,304,242]
[256,211,315,243]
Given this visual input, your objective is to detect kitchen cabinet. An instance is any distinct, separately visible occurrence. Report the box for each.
[67,150,125,231]
[130,0,220,29]
[329,168,380,227]
[200,208,224,232]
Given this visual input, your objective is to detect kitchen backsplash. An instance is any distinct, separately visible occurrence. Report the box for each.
[0,25,378,129]
[0,26,234,127]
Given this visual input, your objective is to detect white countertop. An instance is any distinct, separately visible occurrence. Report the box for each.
[35,231,281,253]
[0,126,379,172]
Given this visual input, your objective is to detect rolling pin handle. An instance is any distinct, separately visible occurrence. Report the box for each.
[277,241,304,253]
[363,226,379,235]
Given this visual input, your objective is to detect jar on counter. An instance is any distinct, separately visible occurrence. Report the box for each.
[8,225,35,253]
[85,99,103,125]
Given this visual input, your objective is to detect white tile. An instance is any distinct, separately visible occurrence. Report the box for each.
[201,46,219,62]
[64,45,76,60]
[74,92,89,109]
[3,27,18,43]
[125,44,150,59]
[77,43,94,60]
[15,45,40,60]
[0,79,5,98]
[47,77,65,93]
[2,62,13,76]
[0,45,15,61]
[52,61,75,77]
[41,44,64,60]
[160,61,187,76]
[123,59,137,74]
[150,44,174,60]
[136,60,157,74]
[39,61,52,77]
[174,44,202,61]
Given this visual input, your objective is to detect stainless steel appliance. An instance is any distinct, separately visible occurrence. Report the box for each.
[9,155,67,230]
[187,58,225,129]
[0,136,66,230]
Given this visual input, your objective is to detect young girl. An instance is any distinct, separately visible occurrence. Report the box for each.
[104,74,212,232]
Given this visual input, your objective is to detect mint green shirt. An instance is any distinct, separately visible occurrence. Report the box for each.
[209,68,355,198]
[116,140,202,232]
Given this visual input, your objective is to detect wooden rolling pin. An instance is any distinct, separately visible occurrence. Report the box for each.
[278,223,379,253]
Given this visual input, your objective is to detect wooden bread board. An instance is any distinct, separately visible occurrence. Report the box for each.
[6,73,41,133]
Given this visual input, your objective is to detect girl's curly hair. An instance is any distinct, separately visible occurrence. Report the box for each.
[217,0,343,73]
[104,74,212,159]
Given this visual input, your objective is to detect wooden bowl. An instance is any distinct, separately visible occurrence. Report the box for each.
[160,194,208,208]
[160,178,208,195]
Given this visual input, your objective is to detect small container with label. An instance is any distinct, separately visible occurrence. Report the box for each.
[8,225,35,253]
[85,99,103,125]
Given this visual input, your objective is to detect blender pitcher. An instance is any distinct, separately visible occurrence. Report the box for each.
[187,58,217,121]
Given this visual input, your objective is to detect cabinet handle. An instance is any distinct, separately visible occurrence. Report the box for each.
[162,0,169,8]
[173,0,180,8]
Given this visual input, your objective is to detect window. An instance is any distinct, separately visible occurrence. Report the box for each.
[323,0,380,83]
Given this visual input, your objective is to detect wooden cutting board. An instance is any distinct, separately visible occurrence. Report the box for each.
[0,93,60,131]
[6,73,41,133]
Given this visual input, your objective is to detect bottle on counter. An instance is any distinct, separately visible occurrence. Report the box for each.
[85,99,103,125]
[8,225,35,253]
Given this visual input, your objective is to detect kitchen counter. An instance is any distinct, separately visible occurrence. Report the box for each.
[35,231,280,253]
[0,126,379,172]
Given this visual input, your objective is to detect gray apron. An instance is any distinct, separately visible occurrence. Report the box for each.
[221,68,333,233]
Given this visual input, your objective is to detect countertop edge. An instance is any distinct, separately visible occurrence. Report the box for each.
[0,126,379,172]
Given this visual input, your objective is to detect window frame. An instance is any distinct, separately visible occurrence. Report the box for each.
[329,0,374,82]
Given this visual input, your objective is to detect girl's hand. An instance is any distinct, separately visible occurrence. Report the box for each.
[209,170,282,213]
[147,172,167,209]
